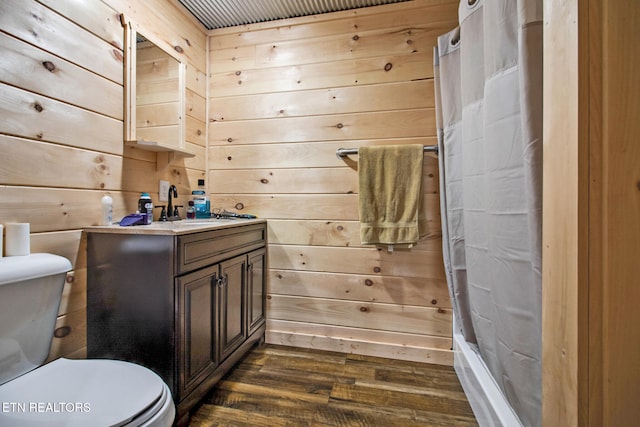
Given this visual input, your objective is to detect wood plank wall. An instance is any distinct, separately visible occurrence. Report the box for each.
[208,0,459,365]
[0,0,207,360]
[543,0,640,425]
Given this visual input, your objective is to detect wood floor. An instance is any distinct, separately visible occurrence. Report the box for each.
[188,344,478,427]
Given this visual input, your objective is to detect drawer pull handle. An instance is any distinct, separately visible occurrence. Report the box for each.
[215,276,224,287]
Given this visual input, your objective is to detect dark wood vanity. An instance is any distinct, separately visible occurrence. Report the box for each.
[86,220,266,425]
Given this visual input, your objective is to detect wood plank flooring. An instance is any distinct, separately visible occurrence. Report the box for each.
[189,344,478,427]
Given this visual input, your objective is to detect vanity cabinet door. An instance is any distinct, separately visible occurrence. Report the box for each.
[247,248,266,334]
[219,255,247,361]
[177,264,219,398]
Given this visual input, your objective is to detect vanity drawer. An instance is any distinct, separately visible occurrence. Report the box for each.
[177,223,266,275]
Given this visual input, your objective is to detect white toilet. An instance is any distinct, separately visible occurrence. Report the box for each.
[0,253,175,427]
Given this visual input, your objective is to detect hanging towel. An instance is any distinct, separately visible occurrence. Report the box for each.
[358,144,425,245]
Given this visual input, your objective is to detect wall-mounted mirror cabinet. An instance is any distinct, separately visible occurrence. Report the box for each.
[123,18,194,165]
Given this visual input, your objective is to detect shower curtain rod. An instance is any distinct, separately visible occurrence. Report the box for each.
[335,145,439,159]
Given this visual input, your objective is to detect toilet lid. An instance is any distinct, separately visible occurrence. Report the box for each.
[0,358,167,427]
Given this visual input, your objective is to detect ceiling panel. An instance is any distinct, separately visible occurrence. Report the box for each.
[179,0,411,30]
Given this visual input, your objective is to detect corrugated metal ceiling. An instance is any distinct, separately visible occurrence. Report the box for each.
[178,0,412,30]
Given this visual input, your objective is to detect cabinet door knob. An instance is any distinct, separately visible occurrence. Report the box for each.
[215,276,224,287]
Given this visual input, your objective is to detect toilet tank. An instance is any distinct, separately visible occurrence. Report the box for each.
[0,253,72,385]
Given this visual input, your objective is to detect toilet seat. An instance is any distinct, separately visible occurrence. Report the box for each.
[0,358,174,427]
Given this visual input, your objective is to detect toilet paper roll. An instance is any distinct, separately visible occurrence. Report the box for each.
[5,223,30,256]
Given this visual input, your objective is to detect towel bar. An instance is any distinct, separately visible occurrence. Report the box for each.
[336,145,438,159]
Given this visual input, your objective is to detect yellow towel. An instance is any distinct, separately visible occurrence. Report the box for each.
[358,144,425,245]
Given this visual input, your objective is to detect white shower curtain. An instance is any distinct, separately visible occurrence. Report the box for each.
[434,1,543,426]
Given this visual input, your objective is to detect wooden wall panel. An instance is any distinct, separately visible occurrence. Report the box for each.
[1,84,123,155]
[252,24,452,68]
[210,158,439,194]
[208,0,459,364]
[543,0,640,424]
[0,0,123,84]
[269,245,446,279]
[38,0,124,48]
[210,80,434,122]
[210,53,433,97]
[599,1,640,423]
[211,109,435,144]
[267,219,361,247]
[213,194,441,227]
[1,32,123,120]
[0,136,123,190]
[0,188,136,233]
[266,320,453,365]
[268,270,451,308]
[211,168,358,194]
[57,270,87,317]
[185,115,207,147]
[267,219,443,251]
[209,138,437,169]
[267,319,452,351]
[186,64,207,95]
[186,90,207,122]
[46,310,87,362]
[182,142,207,171]
[268,295,451,337]
[30,230,85,267]
[1,0,207,360]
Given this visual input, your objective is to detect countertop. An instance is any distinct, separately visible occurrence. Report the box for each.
[85,218,266,235]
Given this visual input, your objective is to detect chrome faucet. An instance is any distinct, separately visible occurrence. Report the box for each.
[167,185,178,220]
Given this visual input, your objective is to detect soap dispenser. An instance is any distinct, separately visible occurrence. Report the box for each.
[137,193,154,224]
